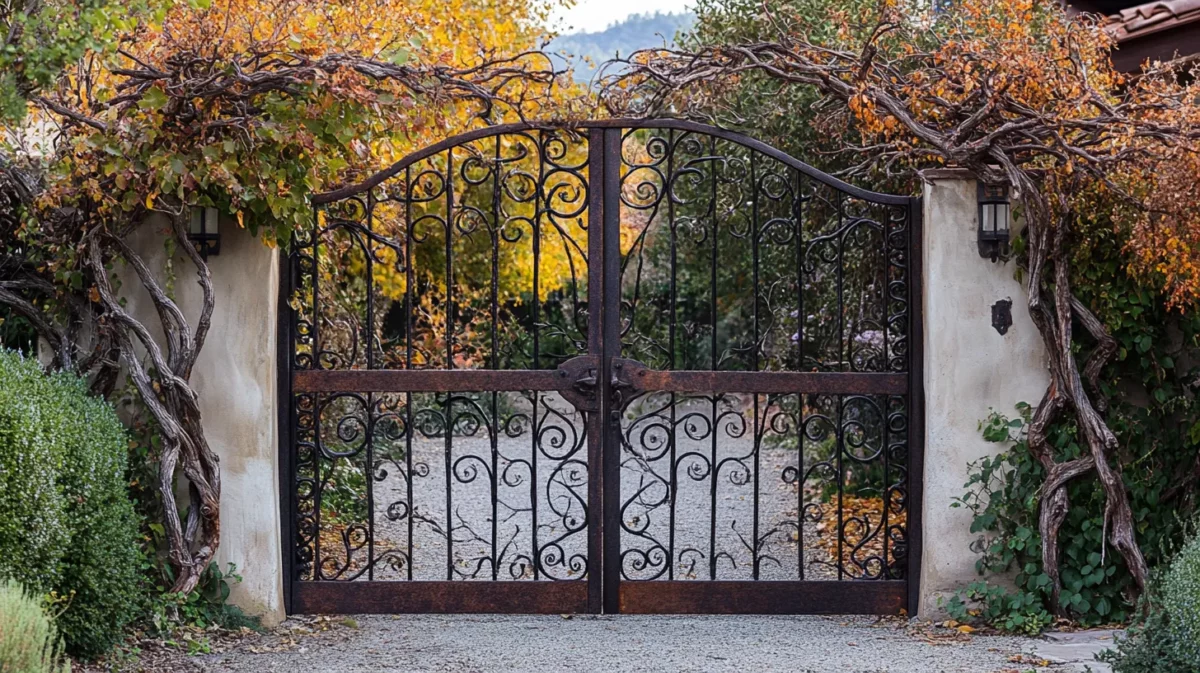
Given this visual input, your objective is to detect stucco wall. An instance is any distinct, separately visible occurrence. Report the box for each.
[917,171,1050,617]
[121,217,285,626]
[112,171,1043,622]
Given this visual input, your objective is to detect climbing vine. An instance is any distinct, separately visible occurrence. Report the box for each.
[602,0,1200,613]
[950,220,1200,629]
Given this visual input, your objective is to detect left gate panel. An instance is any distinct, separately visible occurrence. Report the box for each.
[283,128,600,613]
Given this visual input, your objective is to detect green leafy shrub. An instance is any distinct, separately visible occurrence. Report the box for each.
[949,404,1139,631]
[0,580,69,673]
[1162,533,1200,667]
[1102,532,1200,672]
[147,562,259,635]
[0,349,143,658]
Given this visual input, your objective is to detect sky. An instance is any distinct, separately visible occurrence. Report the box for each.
[550,0,694,34]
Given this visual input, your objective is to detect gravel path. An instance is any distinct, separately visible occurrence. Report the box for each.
[188,615,1110,673]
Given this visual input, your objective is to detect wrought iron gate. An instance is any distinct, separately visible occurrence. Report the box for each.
[278,120,923,615]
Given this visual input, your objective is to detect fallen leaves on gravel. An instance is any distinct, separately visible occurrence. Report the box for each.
[73,615,361,672]
[1007,653,1051,666]
[904,619,981,646]
[813,495,889,570]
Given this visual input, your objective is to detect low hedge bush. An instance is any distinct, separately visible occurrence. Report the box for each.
[1102,530,1200,673]
[0,350,143,659]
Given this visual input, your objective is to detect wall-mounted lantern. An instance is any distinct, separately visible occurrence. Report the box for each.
[189,206,220,258]
[977,182,1010,262]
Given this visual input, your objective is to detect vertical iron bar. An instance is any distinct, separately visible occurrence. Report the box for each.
[534,134,543,367]
[708,134,719,582]
[883,392,892,578]
[667,129,677,580]
[405,166,415,581]
[406,390,414,582]
[445,148,455,581]
[837,193,846,372]
[836,193,846,581]
[750,152,760,580]
[881,205,889,369]
[836,394,844,581]
[881,205,891,578]
[491,136,501,581]
[444,395,454,581]
[586,127,606,613]
[795,171,805,580]
[907,195,925,616]
[531,132,545,580]
[311,206,322,580]
[365,192,376,580]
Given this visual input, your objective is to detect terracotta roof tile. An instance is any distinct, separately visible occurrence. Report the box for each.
[1102,0,1200,42]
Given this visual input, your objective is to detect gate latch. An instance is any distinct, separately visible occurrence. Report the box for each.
[557,355,601,412]
[611,358,650,414]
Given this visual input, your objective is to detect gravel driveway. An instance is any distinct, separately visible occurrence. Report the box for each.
[186,615,1112,673]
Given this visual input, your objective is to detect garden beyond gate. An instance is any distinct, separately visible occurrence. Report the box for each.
[279,119,924,615]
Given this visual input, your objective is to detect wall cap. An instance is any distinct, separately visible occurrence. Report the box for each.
[919,167,976,181]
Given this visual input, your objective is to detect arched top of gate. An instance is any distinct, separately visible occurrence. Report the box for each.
[310,118,911,206]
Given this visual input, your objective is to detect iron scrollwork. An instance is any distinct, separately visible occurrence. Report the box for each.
[612,126,912,584]
[286,120,916,606]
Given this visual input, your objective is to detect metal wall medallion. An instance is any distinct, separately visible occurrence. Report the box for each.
[992,298,1013,335]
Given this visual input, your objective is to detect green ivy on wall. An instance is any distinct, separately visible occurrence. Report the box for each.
[949,223,1200,631]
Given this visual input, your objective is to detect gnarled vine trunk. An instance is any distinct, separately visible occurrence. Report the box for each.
[84,213,221,595]
[1019,184,1149,609]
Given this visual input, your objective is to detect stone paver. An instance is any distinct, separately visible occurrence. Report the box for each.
[1025,630,1121,673]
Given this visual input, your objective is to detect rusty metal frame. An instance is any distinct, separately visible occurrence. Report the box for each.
[281,119,923,616]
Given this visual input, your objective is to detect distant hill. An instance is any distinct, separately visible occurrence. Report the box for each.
[546,12,696,83]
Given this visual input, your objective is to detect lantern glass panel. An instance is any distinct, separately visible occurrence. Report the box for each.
[190,207,219,235]
[982,204,995,233]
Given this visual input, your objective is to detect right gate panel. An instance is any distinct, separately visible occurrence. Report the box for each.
[601,125,920,614]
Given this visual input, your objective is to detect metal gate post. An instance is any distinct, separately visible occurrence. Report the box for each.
[586,127,607,614]
[601,127,623,614]
[906,195,925,618]
[277,247,296,614]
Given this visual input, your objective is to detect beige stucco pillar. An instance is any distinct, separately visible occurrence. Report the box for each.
[122,216,285,626]
[916,169,1050,617]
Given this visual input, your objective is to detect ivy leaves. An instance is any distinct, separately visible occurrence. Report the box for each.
[954,404,1139,630]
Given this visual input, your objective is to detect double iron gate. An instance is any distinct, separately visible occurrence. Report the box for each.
[278,120,924,615]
